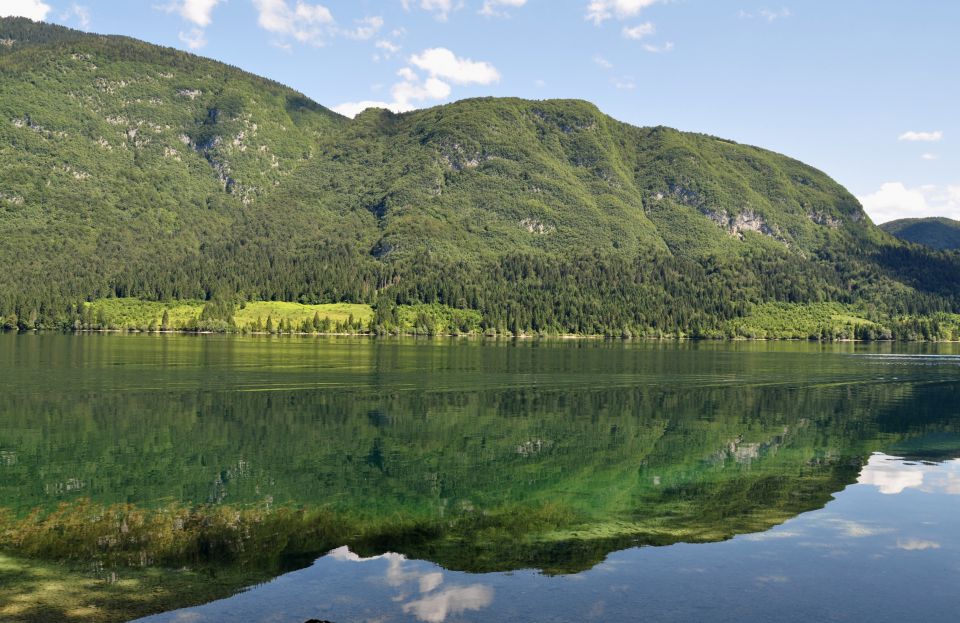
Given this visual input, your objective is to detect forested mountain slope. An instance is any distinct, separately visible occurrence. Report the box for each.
[1,17,958,336]
[881,217,960,250]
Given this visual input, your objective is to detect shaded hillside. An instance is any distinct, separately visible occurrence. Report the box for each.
[1,17,958,335]
[881,216,960,250]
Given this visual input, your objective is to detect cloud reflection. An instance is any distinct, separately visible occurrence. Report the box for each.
[896,539,941,551]
[325,546,494,622]
[327,545,389,562]
[402,585,494,622]
[419,572,444,593]
[857,454,960,495]
[857,454,925,494]
[829,519,890,538]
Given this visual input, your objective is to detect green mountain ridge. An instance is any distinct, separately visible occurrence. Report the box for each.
[2,17,959,336]
[881,216,960,250]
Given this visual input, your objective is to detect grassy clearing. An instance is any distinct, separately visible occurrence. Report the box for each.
[235,301,372,329]
[723,302,877,339]
[84,298,205,330]
[75,298,960,340]
[723,302,960,341]
[85,298,373,332]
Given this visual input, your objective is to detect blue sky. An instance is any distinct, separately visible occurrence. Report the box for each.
[4,0,958,223]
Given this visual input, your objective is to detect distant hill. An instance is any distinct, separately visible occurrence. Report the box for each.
[880,217,960,250]
[1,17,959,336]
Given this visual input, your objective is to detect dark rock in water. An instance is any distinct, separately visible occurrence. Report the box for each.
[304,619,335,623]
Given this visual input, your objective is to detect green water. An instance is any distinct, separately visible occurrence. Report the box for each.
[1,335,959,621]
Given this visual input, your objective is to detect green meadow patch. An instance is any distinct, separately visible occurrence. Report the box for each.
[235,301,374,330]
[724,302,960,341]
[85,298,373,332]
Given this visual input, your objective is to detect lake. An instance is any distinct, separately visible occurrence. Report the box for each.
[1,334,959,622]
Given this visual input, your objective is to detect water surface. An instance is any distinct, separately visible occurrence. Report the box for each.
[1,335,958,621]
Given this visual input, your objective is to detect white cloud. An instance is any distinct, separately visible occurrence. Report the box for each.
[403,0,457,21]
[421,0,454,17]
[622,21,655,39]
[333,66,452,118]
[179,27,207,49]
[858,182,960,223]
[409,47,500,85]
[157,0,223,49]
[253,0,334,45]
[295,2,333,23]
[612,75,636,90]
[921,153,938,161]
[162,0,222,27]
[642,41,674,53]
[534,78,546,88]
[342,15,383,40]
[331,99,395,118]
[374,38,402,61]
[760,7,791,21]
[397,66,418,82]
[479,0,526,17]
[393,74,451,102]
[377,39,401,53]
[740,7,791,21]
[593,54,613,69]
[59,3,91,29]
[586,0,662,25]
[898,130,943,142]
[335,47,497,118]
[0,0,51,20]
[373,27,405,61]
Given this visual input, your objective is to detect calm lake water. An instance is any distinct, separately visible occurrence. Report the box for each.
[1,334,959,622]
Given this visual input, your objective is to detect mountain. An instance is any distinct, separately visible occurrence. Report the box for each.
[881,217,960,250]
[1,17,959,337]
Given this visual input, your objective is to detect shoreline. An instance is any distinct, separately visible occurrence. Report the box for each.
[2,328,959,343]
